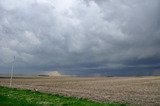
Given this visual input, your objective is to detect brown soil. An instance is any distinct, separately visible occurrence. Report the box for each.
[0,76,160,106]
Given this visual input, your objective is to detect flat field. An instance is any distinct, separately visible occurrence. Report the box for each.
[0,86,122,106]
[0,76,160,106]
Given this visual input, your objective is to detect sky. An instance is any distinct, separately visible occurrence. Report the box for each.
[0,0,160,76]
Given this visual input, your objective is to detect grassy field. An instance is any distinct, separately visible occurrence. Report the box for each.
[0,86,124,106]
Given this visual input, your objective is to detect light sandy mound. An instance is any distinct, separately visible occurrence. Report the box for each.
[44,71,63,76]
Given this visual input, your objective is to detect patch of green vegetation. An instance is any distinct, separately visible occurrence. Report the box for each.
[0,86,126,106]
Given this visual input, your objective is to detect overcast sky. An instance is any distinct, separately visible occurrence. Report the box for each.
[0,0,160,76]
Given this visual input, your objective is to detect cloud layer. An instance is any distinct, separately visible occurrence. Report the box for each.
[0,0,160,76]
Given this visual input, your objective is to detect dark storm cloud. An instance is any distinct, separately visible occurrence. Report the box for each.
[0,0,160,76]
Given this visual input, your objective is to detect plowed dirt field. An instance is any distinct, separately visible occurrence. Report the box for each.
[0,76,159,106]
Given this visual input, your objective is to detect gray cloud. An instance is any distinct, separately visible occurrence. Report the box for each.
[0,0,160,76]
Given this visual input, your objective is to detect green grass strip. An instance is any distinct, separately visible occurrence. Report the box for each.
[0,86,126,106]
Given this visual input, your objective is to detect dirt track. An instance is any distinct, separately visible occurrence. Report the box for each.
[0,76,160,106]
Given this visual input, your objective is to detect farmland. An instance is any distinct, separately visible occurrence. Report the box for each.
[0,76,160,105]
[0,86,123,106]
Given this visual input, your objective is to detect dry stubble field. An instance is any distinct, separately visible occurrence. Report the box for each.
[0,76,160,106]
